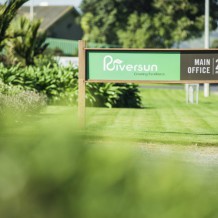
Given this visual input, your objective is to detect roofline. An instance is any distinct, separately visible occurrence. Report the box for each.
[19,6,80,30]
[74,7,83,15]
[43,6,73,30]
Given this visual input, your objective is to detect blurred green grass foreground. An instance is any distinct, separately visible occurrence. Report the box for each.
[1,88,218,218]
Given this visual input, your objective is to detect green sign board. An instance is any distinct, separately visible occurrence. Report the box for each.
[86,50,218,82]
[78,41,218,127]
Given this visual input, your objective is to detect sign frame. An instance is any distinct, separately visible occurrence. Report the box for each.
[78,40,218,126]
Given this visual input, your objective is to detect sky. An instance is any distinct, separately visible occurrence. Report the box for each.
[0,0,82,7]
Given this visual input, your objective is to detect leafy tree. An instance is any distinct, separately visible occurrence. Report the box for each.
[81,0,218,48]
[81,0,154,45]
[149,0,217,48]
[81,12,106,43]
[0,0,28,52]
[7,17,49,66]
[211,39,218,48]
[117,13,156,48]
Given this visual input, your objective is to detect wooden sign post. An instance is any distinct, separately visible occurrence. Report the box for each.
[78,40,218,127]
[78,40,86,127]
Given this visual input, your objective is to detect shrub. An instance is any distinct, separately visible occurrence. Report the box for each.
[0,80,46,121]
[0,63,77,104]
[0,78,23,95]
[112,83,142,108]
[0,63,142,107]
[87,83,141,108]
[34,54,59,68]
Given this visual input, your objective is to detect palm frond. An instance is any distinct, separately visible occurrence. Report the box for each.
[0,0,28,51]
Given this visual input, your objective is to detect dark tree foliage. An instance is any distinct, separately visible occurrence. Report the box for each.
[211,39,218,48]
[81,0,218,48]
[81,0,154,44]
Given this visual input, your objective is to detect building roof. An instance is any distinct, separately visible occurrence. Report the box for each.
[18,6,79,30]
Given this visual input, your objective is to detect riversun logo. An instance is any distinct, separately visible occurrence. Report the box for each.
[103,55,158,72]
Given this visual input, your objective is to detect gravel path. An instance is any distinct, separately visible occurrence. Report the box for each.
[140,143,218,166]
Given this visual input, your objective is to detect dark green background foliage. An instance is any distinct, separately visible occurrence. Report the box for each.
[212,39,218,48]
[81,0,218,48]
[112,84,142,108]
[0,64,142,107]
[86,83,141,108]
[0,117,218,218]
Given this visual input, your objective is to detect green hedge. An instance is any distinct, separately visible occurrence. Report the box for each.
[0,63,142,107]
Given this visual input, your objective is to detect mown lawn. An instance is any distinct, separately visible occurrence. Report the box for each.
[17,86,218,147]
[84,86,218,146]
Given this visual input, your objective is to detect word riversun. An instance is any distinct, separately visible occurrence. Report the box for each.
[103,55,158,72]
